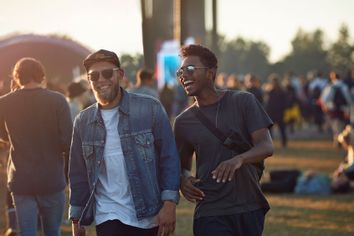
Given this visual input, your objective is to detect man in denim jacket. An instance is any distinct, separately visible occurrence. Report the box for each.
[69,49,180,236]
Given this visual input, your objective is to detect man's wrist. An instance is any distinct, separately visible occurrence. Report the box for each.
[234,154,246,164]
[163,200,177,207]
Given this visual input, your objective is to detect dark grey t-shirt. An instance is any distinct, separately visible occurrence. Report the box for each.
[174,90,273,219]
[0,88,73,195]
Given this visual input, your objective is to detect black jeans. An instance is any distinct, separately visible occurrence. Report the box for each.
[193,209,265,236]
[96,220,158,236]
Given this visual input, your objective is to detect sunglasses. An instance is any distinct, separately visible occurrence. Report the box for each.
[87,68,120,82]
[176,65,209,77]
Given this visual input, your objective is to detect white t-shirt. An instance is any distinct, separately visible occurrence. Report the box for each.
[95,107,157,228]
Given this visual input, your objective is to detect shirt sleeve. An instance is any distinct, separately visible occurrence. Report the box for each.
[0,101,9,142]
[69,115,90,219]
[153,101,181,204]
[243,92,273,134]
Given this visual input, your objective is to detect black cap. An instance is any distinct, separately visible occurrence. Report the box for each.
[83,49,120,71]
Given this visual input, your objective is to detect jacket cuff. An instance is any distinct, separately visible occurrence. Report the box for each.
[69,205,84,220]
[161,190,180,204]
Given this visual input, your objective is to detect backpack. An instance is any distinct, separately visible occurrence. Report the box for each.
[311,86,322,100]
[333,86,348,111]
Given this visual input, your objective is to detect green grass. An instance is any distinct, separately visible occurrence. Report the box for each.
[1,137,354,236]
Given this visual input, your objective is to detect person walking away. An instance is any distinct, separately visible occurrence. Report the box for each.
[265,74,288,147]
[67,81,89,121]
[320,71,352,146]
[130,68,159,99]
[0,57,73,236]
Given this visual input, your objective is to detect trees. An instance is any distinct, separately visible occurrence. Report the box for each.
[327,24,354,75]
[279,29,329,75]
[123,24,353,82]
[213,35,271,79]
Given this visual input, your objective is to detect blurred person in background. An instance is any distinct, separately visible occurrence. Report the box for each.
[282,76,301,134]
[226,73,242,90]
[159,83,175,120]
[308,71,327,132]
[244,73,264,104]
[0,57,72,236]
[265,74,288,147]
[2,79,20,236]
[130,68,159,99]
[215,72,227,89]
[320,71,351,146]
[297,75,312,127]
[343,69,354,100]
[67,81,88,121]
[174,83,189,116]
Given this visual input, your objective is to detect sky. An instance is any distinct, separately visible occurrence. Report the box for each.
[0,0,353,63]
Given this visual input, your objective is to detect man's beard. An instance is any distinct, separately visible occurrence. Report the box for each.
[95,83,119,105]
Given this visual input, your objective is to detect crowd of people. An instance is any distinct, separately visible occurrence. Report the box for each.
[0,44,353,236]
[202,69,354,148]
[119,62,354,149]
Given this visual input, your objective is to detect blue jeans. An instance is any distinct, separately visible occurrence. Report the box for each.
[12,190,65,236]
[194,209,265,236]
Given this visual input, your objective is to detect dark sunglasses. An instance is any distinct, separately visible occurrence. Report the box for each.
[88,68,120,82]
[176,65,209,77]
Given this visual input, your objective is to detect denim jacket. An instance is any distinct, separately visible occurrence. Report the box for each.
[69,89,180,225]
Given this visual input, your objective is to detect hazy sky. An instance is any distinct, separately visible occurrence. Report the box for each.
[0,0,353,62]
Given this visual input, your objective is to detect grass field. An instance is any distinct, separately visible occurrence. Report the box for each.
[1,133,354,236]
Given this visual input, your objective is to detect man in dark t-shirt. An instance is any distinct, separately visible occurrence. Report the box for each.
[0,58,72,236]
[174,45,273,236]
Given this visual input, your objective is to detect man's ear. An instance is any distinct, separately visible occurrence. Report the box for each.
[207,68,216,82]
[118,68,125,78]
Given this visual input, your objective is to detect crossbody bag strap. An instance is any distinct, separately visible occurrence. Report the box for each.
[191,106,232,146]
[191,105,264,179]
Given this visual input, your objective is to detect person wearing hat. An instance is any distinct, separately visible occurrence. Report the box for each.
[0,57,73,236]
[67,81,89,121]
[69,49,180,236]
[131,68,159,99]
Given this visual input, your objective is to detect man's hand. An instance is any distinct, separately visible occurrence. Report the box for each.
[157,201,176,236]
[180,176,205,202]
[211,156,243,183]
[72,222,85,236]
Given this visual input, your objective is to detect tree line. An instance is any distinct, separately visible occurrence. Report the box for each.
[120,24,353,82]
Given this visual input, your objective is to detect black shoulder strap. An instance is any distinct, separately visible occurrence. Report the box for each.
[191,105,242,149]
[191,106,228,144]
[191,105,264,180]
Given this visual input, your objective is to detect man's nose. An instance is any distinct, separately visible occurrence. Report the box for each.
[96,72,107,82]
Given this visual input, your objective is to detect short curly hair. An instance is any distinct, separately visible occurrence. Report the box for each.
[12,57,45,86]
[179,44,218,69]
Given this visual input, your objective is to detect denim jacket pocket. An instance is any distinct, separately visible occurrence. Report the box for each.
[134,132,155,162]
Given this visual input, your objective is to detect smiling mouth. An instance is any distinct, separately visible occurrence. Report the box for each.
[183,80,194,87]
[99,85,110,89]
